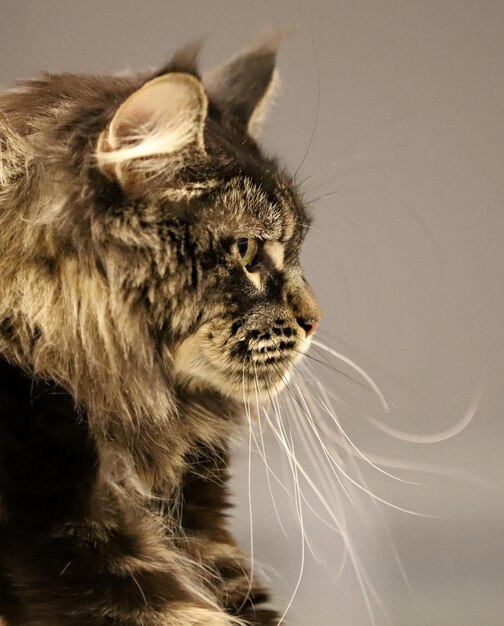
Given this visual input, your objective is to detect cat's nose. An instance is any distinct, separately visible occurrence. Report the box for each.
[296,315,320,337]
[293,280,321,337]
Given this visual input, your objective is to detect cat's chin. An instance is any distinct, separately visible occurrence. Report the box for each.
[173,324,307,404]
[174,366,291,405]
[173,341,291,404]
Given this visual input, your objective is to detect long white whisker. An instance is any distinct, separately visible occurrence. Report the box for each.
[271,378,351,545]
[311,338,389,411]
[240,367,255,614]
[288,370,430,518]
[262,405,354,545]
[289,388,356,507]
[285,392,350,573]
[244,386,292,494]
[301,374,414,592]
[268,374,356,540]
[276,415,306,626]
[296,377,391,619]
[254,400,291,539]
[309,378,419,486]
[259,374,307,624]
[360,453,493,488]
[364,384,482,443]
[264,396,381,624]
[291,379,431,517]
[285,394,349,532]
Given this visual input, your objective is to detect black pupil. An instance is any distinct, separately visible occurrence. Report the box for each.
[237,238,249,257]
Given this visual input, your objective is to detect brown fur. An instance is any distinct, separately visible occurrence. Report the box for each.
[0,34,320,625]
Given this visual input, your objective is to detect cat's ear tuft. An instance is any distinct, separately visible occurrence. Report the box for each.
[97,73,207,183]
[204,29,287,137]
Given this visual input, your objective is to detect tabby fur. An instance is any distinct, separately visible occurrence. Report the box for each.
[0,33,320,626]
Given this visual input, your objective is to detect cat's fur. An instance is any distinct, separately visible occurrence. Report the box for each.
[0,33,320,626]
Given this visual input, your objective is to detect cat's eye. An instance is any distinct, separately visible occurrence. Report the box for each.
[237,237,259,269]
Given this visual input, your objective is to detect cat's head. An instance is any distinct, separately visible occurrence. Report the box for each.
[95,35,320,400]
[1,33,320,411]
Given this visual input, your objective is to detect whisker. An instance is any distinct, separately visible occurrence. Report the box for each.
[363,383,482,443]
[275,410,306,626]
[243,323,435,622]
[294,341,374,392]
[306,184,443,266]
[263,381,353,538]
[297,371,415,591]
[297,135,435,189]
[258,371,308,624]
[303,375,420,486]
[285,393,351,527]
[283,390,352,575]
[240,366,255,614]
[311,338,390,411]
[281,359,400,623]
[255,409,291,539]
[251,366,291,539]
[267,380,380,624]
[300,164,407,196]
[301,387,431,516]
[289,388,356,507]
[293,17,321,179]
[358,453,493,488]
[268,355,430,517]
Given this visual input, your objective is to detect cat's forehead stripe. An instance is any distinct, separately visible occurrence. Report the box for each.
[215,177,282,239]
[239,176,303,245]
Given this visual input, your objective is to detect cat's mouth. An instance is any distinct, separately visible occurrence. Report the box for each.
[173,318,311,401]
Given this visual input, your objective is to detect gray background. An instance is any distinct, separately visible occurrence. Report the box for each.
[1,2,503,625]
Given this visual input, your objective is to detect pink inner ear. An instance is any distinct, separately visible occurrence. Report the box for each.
[108,74,208,148]
[96,74,209,185]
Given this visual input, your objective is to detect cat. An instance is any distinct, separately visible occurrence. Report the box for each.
[0,31,321,626]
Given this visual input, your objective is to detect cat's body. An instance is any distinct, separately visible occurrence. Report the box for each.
[0,34,320,625]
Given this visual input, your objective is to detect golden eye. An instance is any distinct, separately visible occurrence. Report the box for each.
[237,237,259,268]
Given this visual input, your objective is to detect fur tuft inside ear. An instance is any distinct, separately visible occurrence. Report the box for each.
[97,73,207,182]
[203,29,287,137]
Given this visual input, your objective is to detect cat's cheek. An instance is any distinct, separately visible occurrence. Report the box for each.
[172,331,211,385]
[172,322,303,404]
[172,326,239,399]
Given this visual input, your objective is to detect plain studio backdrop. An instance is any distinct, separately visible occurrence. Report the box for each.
[1,2,503,625]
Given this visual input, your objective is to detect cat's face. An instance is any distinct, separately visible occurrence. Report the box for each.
[171,175,320,401]
[92,39,320,402]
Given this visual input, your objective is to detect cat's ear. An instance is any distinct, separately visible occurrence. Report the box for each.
[97,73,207,183]
[204,30,286,137]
